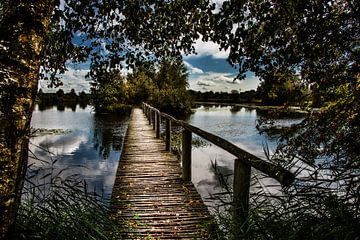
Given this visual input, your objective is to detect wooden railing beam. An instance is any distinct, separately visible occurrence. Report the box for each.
[178,122,294,187]
[141,103,295,187]
[142,102,295,231]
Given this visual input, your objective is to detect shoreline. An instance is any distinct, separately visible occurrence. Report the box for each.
[194,101,319,114]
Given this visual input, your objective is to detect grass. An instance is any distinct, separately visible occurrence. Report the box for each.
[208,158,360,240]
[11,155,123,240]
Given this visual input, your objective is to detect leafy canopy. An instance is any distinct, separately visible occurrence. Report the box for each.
[212,0,359,85]
[41,0,214,86]
[209,0,359,162]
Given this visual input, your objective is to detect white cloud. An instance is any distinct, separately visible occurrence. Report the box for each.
[189,71,259,92]
[225,78,242,84]
[197,79,217,86]
[187,38,229,59]
[184,61,204,74]
[216,74,236,83]
[212,0,225,12]
[39,67,91,93]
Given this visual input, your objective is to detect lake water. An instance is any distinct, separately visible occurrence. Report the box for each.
[29,104,302,205]
[186,104,303,206]
[29,105,129,200]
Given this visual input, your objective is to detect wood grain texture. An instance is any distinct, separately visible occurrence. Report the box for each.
[110,108,211,239]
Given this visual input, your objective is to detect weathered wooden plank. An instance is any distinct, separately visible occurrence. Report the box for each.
[110,108,211,239]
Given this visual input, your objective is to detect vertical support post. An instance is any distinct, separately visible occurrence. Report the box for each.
[156,111,160,138]
[182,129,192,181]
[165,119,171,151]
[233,158,251,227]
[148,109,152,125]
[152,111,156,130]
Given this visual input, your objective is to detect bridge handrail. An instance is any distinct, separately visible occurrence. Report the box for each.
[142,102,294,187]
[142,102,295,223]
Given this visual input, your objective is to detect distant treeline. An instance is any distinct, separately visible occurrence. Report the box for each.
[36,87,306,111]
[36,89,90,111]
[188,89,260,104]
[36,89,260,110]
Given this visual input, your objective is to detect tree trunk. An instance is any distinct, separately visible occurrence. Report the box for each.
[0,1,57,238]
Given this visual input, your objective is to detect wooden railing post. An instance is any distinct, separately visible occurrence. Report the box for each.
[147,108,151,125]
[233,158,251,226]
[165,119,171,151]
[182,129,192,181]
[156,111,160,139]
[152,111,156,130]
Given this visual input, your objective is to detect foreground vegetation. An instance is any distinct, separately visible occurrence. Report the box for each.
[204,156,360,240]
[10,158,121,240]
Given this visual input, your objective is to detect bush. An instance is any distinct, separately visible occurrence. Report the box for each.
[101,103,132,115]
[151,88,193,117]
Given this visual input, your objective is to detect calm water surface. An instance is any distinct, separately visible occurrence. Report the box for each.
[29,104,302,205]
[187,105,302,205]
[29,105,129,200]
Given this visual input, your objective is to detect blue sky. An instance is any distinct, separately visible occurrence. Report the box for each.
[39,39,260,93]
[184,39,260,92]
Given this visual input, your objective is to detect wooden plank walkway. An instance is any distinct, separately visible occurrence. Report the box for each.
[110,108,211,239]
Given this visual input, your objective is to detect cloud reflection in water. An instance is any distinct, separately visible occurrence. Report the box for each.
[29,106,129,202]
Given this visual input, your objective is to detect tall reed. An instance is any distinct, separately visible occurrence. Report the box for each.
[11,152,122,240]
[208,155,360,240]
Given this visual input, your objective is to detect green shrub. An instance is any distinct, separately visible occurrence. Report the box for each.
[103,103,132,114]
[151,88,193,117]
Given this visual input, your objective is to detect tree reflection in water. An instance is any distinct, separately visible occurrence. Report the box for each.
[29,105,129,201]
[92,113,129,160]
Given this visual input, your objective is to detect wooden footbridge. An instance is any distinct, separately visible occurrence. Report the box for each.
[110,103,294,239]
